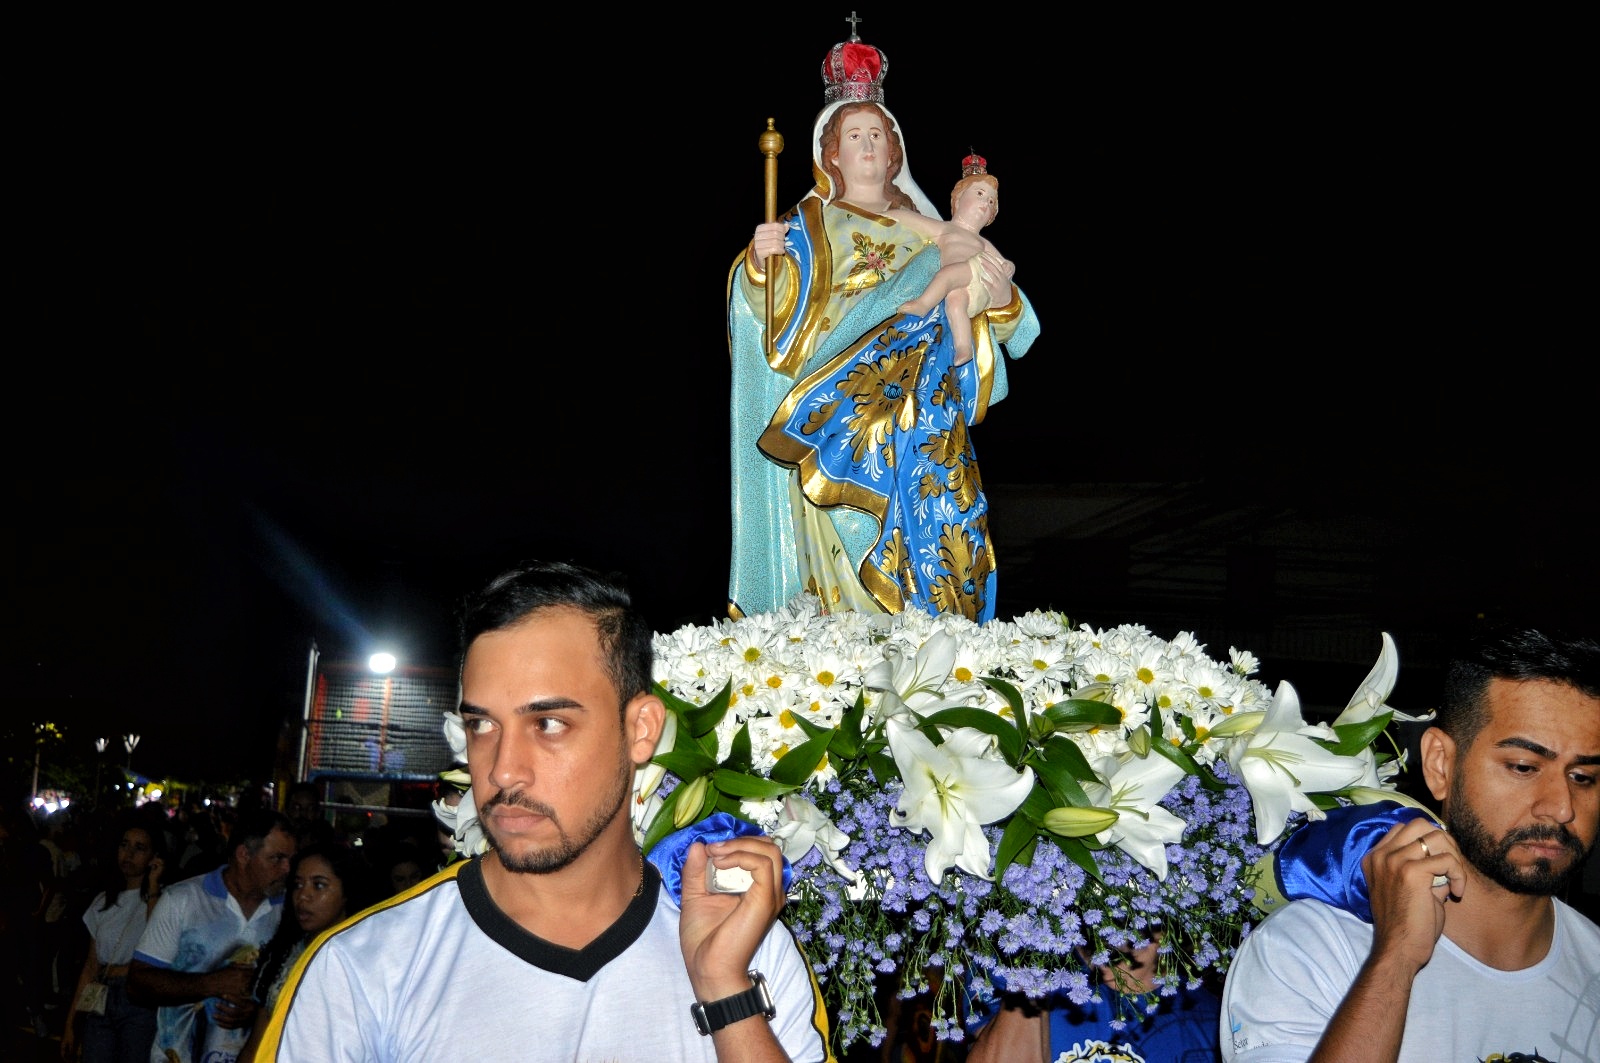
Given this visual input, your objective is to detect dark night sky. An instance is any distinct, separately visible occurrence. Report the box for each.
[9,14,1590,786]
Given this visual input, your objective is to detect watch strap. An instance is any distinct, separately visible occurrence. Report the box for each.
[691,971,776,1035]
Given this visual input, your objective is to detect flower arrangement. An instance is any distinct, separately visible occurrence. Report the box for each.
[439,596,1427,1055]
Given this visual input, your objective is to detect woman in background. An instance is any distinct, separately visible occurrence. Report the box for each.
[60,814,167,1063]
[239,843,373,1063]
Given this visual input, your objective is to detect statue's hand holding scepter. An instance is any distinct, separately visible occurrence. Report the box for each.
[759,118,783,358]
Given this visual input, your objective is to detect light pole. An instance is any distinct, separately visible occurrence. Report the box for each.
[95,737,108,801]
[124,733,140,773]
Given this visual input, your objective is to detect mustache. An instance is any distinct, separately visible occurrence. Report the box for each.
[481,789,558,820]
[1505,824,1582,852]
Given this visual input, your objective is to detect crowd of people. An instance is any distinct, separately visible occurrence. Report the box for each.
[0,775,463,1062]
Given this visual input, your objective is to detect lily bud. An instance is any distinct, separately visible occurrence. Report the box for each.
[1042,805,1119,838]
[1208,710,1266,739]
[673,776,710,828]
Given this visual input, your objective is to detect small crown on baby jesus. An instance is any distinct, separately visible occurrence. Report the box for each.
[961,151,988,178]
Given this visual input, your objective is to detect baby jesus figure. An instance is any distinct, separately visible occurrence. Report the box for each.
[888,153,1016,365]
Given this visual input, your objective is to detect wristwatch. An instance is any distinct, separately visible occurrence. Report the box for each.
[690,971,776,1035]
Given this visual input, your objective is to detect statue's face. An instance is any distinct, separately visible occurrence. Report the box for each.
[953,180,998,229]
[830,107,888,196]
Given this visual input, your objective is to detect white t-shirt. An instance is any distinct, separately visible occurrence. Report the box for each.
[1221,897,1600,1062]
[133,866,283,1063]
[260,859,830,1063]
[83,888,151,966]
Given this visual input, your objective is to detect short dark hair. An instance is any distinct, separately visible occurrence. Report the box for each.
[232,808,294,862]
[456,560,654,708]
[293,841,378,915]
[1438,624,1600,749]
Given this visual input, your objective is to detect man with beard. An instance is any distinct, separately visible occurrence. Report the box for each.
[1222,625,1600,1063]
[129,807,296,1063]
[257,560,829,1062]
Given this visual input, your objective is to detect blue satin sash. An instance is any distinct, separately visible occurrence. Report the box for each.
[1273,800,1443,922]
[645,812,794,904]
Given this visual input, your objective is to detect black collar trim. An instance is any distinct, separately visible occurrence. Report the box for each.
[457,856,661,982]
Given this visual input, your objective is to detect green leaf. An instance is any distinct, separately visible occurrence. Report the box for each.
[831,721,861,759]
[1029,748,1091,808]
[652,679,701,719]
[788,713,831,739]
[711,767,797,800]
[922,706,1023,764]
[1041,734,1100,784]
[1149,737,1206,779]
[770,731,836,786]
[1041,699,1124,732]
[1145,739,1225,792]
[653,748,718,781]
[1014,782,1058,826]
[657,679,732,740]
[864,749,899,787]
[1326,712,1393,756]
[994,813,1039,879]
[724,721,754,773]
[980,676,1029,739]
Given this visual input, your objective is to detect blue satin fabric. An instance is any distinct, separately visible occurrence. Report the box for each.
[645,812,794,904]
[1274,801,1443,922]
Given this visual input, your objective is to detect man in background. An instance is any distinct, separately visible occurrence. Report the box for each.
[129,808,296,1063]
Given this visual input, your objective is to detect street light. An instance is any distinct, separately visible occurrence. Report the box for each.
[95,737,108,799]
[124,733,140,772]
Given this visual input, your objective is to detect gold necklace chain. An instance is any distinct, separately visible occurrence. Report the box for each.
[633,848,645,899]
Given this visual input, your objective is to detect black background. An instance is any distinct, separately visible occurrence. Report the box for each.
[10,12,1591,785]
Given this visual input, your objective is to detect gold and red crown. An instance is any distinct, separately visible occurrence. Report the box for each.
[821,12,887,105]
[962,152,988,177]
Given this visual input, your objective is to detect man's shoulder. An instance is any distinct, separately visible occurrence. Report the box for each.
[1557,897,1600,952]
[1240,898,1367,955]
[315,868,464,952]
[161,869,217,904]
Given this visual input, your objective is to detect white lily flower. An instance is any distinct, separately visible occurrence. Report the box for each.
[1222,681,1377,844]
[1333,632,1435,725]
[448,785,489,858]
[772,794,859,883]
[864,631,970,723]
[442,709,467,762]
[430,795,458,835]
[886,718,1035,882]
[1082,753,1189,879]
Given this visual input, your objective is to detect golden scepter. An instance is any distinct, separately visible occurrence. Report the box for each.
[760,117,784,358]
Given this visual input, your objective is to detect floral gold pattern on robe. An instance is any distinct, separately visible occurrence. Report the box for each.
[759,305,995,622]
